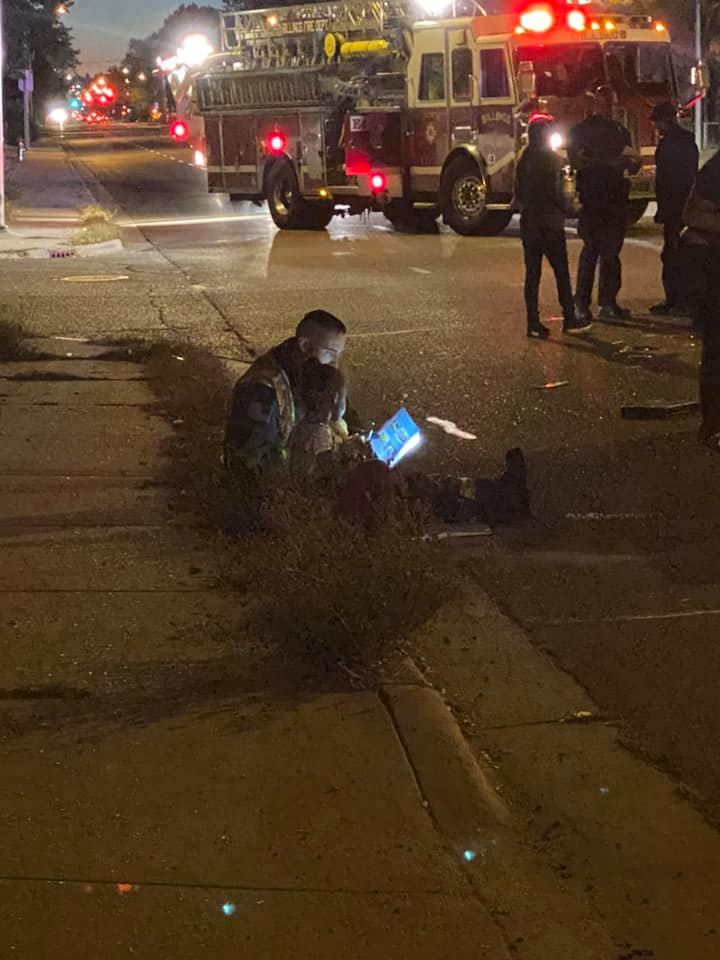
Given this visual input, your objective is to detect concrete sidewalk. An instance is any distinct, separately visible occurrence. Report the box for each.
[411,584,720,959]
[0,336,514,958]
[1,141,121,260]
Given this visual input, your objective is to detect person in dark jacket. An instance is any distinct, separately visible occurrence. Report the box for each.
[569,103,640,322]
[682,151,720,451]
[224,310,347,472]
[649,102,699,315]
[515,114,584,338]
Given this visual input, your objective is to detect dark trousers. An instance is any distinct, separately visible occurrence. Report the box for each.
[661,219,684,307]
[521,222,575,325]
[575,206,627,310]
[695,243,720,438]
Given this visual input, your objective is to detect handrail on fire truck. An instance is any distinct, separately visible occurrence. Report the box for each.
[221,0,486,53]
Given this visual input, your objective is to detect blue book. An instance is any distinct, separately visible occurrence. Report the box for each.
[369,407,422,469]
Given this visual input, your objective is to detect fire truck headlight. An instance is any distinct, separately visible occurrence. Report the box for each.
[419,0,451,17]
[550,132,564,152]
[194,149,206,168]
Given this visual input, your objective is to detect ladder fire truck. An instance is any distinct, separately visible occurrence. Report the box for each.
[190,0,680,233]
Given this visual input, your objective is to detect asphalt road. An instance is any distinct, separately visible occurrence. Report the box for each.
[8,125,720,820]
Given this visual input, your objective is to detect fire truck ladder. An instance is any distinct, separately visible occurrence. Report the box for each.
[221,1,487,54]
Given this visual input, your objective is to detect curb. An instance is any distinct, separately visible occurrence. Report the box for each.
[62,148,149,248]
[380,661,510,845]
[0,238,123,261]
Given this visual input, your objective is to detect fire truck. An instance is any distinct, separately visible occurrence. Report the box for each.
[191,0,680,233]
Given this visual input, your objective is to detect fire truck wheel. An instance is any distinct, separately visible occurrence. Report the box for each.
[626,200,649,227]
[441,157,510,237]
[441,156,490,235]
[267,161,332,230]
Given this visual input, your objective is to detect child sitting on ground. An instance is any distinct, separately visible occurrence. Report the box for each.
[288,359,348,479]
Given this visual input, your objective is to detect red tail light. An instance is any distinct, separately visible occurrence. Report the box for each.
[171,121,189,141]
[267,132,287,155]
[370,172,387,192]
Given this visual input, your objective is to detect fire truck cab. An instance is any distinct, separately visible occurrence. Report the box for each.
[195,1,678,233]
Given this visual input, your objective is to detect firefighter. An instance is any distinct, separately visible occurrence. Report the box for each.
[648,101,699,316]
[224,310,347,473]
[682,150,720,451]
[569,99,641,323]
[515,114,585,338]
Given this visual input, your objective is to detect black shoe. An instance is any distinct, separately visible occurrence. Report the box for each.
[598,302,631,321]
[564,318,593,334]
[649,301,672,316]
[527,320,551,339]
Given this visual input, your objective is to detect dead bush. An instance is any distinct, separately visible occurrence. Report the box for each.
[0,320,32,361]
[235,480,457,683]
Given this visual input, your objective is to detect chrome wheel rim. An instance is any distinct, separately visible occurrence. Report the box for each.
[452,174,486,219]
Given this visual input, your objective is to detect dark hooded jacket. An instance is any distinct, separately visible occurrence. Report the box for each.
[655,125,698,224]
[515,123,566,230]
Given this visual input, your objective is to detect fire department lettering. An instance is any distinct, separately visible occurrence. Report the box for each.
[483,112,512,128]
[350,116,366,133]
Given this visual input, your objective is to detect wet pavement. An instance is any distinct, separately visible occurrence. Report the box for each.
[3,124,720,824]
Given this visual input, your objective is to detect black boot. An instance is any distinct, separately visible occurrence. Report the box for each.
[475,448,532,526]
[527,319,551,339]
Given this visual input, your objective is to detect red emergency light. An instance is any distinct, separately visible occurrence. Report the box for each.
[267,131,287,155]
[171,121,189,141]
[98,95,108,105]
[370,172,387,192]
[566,8,586,30]
[519,3,555,33]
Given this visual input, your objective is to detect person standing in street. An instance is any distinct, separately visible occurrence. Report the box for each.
[649,102,699,316]
[569,101,641,323]
[515,114,588,337]
[681,151,720,451]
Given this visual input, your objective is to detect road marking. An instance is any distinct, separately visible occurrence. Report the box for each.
[624,237,662,251]
[351,326,437,338]
[126,214,267,228]
[61,275,130,283]
[410,267,432,275]
[528,608,720,626]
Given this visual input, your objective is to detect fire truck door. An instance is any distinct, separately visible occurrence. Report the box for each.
[407,31,451,193]
[449,38,478,149]
[477,45,516,197]
[299,112,326,191]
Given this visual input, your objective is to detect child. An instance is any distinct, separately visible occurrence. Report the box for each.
[288,359,347,478]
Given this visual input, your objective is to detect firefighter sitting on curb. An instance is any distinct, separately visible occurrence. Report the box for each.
[223,309,348,473]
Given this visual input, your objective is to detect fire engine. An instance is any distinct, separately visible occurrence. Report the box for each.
[189,0,680,233]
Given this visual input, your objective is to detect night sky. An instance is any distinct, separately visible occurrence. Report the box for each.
[69,0,222,71]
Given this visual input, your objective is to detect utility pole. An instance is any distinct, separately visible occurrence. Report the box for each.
[695,0,703,149]
[0,0,6,230]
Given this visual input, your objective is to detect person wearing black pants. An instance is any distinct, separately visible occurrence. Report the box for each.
[648,102,699,316]
[515,114,586,338]
[569,105,640,323]
[682,151,720,451]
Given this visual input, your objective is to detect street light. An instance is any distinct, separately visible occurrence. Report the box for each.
[177,34,213,68]
[0,0,6,230]
[48,107,68,136]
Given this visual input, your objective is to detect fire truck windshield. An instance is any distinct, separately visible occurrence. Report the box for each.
[515,44,604,98]
[604,42,674,97]
[515,40,674,100]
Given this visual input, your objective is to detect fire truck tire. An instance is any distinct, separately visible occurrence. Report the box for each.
[626,200,649,226]
[441,157,510,236]
[266,161,333,231]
